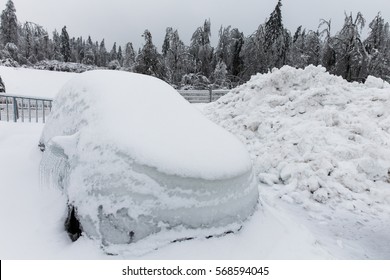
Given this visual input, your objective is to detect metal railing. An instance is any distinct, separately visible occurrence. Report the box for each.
[0,90,229,123]
[178,89,229,103]
[0,94,53,123]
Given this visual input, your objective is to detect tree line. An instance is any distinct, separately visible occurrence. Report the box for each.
[0,0,389,89]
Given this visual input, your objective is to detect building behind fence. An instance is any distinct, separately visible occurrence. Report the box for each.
[0,89,229,123]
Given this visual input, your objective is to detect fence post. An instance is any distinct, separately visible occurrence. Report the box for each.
[42,100,45,123]
[209,87,212,103]
[6,97,9,121]
[12,97,18,122]
[21,98,24,122]
[35,99,38,123]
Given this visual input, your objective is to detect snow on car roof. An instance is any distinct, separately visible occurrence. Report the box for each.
[42,70,252,180]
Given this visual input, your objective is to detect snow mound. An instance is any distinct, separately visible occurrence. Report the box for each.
[40,70,258,246]
[204,65,390,218]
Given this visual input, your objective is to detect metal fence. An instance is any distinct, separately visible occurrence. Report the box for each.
[0,94,52,123]
[0,89,229,123]
[178,89,229,103]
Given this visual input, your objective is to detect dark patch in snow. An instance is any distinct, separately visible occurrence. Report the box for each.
[65,205,82,242]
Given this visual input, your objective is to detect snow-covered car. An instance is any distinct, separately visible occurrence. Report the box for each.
[39,70,258,248]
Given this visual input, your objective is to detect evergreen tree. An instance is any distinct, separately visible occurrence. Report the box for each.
[60,26,71,62]
[98,39,108,67]
[117,45,123,66]
[0,0,18,46]
[134,29,165,79]
[264,0,283,50]
[82,35,94,65]
[123,42,136,70]
[263,0,289,68]
[289,26,307,68]
[229,28,244,81]
[109,42,117,62]
[162,27,188,85]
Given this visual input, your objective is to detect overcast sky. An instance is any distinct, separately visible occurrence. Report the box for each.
[2,0,389,50]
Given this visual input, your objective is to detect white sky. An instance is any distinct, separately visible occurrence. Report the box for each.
[2,0,389,50]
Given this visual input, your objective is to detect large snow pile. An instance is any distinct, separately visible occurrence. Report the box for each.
[204,65,390,220]
[40,70,258,248]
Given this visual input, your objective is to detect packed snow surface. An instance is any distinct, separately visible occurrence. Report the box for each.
[0,65,76,98]
[40,70,258,246]
[204,65,390,257]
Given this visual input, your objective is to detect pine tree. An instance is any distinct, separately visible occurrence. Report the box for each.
[109,42,117,62]
[263,0,289,68]
[117,45,123,66]
[134,29,165,79]
[229,28,244,81]
[82,35,94,65]
[60,26,71,62]
[264,0,283,50]
[0,0,18,46]
[123,42,135,70]
[98,39,108,67]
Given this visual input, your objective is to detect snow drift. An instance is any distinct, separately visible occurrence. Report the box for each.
[204,65,390,219]
[39,70,258,247]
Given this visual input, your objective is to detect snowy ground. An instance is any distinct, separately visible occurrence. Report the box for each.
[0,66,76,98]
[1,66,389,259]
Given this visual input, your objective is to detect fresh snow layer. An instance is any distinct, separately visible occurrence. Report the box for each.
[2,66,390,259]
[203,65,390,257]
[40,70,258,246]
[0,65,77,98]
[41,70,252,180]
[0,122,343,259]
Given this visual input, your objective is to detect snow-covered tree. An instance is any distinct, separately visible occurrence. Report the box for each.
[0,75,5,92]
[0,0,18,46]
[214,26,244,84]
[162,27,188,85]
[319,19,336,72]
[109,42,117,62]
[241,25,267,79]
[364,13,390,80]
[212,60,228,88]
[98,39,108,67]
[60,26,71,62]
[263,0,289,68]
[117,45,123,66]
[82,36,95,65]
[333,12,367,81]
[123,42,136,70]
[135,30,165,79]
[190,19,213,78]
